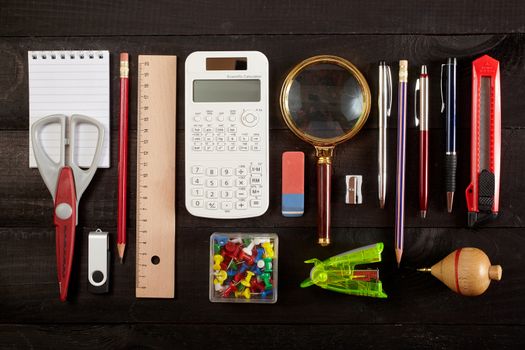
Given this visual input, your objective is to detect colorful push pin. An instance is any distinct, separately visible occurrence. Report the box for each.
[263,257,273,272]
[213,254,224,271]
[241,271,255,287]
[215,270,227,284]
[261,272,272,290]
[262,242,274,258]
[261,289,273,298]
[255,247,264,261]
[235,287,251,299]
[250,278,264,292]
[233,271,245,283]
[237,250,255,265]
[242,241,255,256]
[418,247,502,296]
[213,242,221,254]
[238,263,249,274]
[222,282,237,297]
[224,241,241,260]
[214,280,226,292]
[215,235,229,246]
[251,262,262,275]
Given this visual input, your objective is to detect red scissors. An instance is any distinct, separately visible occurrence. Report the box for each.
[31,114,104,301]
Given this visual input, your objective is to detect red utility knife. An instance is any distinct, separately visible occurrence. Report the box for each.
[465,55,501,227]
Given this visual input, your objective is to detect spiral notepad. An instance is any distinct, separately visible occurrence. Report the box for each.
[28,50,110,168]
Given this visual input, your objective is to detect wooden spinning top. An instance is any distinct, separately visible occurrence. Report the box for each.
[418,247,502,296]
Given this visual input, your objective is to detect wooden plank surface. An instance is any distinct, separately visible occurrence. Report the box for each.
[1,0,525,36]
[1,2,525,348]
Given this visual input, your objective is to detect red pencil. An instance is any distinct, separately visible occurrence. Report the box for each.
[117,53,129,263]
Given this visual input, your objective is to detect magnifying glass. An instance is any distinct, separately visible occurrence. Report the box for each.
[280,55,371,246]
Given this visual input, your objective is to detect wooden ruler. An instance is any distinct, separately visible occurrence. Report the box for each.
[136,55,177,298]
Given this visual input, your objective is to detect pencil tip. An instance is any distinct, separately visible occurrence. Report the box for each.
[420,210,427,218]
[395,248,403,268]
[379,199,385,209]
[447,192,454,213]
[117,243,126,263]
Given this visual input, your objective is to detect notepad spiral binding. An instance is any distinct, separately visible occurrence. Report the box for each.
[30,50,106,60]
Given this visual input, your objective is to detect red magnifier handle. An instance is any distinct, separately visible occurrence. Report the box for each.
[53,167,77,302]
[317,160,332,246]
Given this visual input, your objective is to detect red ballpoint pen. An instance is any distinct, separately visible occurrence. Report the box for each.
[415,65,429,218]
[117,53,129,262]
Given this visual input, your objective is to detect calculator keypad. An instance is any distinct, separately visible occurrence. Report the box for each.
[187,109,267,217]
[190,162,265,213]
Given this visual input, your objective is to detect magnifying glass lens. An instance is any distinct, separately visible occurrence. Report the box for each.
[287,63,365,139]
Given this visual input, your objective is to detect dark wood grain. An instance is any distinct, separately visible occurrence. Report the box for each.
[1,324,525,350]
[1,0,525,36]
[1,2,525,348]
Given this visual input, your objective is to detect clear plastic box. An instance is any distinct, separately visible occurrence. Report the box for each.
[209,232,278,303]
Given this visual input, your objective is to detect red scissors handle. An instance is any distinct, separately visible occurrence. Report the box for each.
[53,167,77,302]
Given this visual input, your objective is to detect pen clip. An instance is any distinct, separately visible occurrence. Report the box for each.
[386,65,392,117]
[440,63,446,113]
[414,78,420,127]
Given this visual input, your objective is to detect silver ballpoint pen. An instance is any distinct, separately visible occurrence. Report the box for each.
[378,61,392,209]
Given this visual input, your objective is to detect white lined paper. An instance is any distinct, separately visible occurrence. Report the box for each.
[28,50,110,168]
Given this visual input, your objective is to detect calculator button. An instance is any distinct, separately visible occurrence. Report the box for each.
[193,115,201,122]
[250,165,262,173]
[236,178,248,187]
[205,135,213,142]
[228,127,237,133]
[250,199,261,208]
[228,135,236,142]
[236,168,247,176]
[205,127,213,133]
[221,168,233,176]
[221,190,233,199]
[191,166,204,174]
[221,179,233,187]
[206,168,218,176]
[217,115,224,122]
[216,127,225,133]
[205,115,212,122]
[236,201,247,210]
[239,145,249,151]
[206,201,218,210]
[216,136,225,142]
[229,115,236,122]
[206,179,218,187]
[221,202,233,210]
[192,199,204,208]
[251,145,261,151]
[192,188,204,197]
[192,136,202,142]
[206,190,218,199]
[240,135,249,142]
[251,135,260,142]
[192,177,204,186]
[217,145,225,151]
[250,187,262,196]
[236,190,248,199]
[228,144,237,151]
[250,175,262,185]
[192,145,202,151]
[192,126,202,133]
[241,111,259,127]
[205,145,214,152]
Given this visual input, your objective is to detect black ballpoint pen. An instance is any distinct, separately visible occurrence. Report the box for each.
[441,58,457,213]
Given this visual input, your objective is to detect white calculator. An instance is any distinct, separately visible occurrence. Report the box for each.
[185,51,269,219]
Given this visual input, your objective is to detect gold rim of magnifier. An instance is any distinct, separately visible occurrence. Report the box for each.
[279,55,371,147]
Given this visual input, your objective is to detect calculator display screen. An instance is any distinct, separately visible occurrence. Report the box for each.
[193,80,261,102]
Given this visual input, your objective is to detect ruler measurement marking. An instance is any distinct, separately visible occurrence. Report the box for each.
[135,55,177,298]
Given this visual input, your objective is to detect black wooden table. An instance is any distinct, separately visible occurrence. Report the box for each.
[1,1,525,348]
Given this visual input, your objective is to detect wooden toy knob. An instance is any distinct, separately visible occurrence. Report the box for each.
[429,248,502,296]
